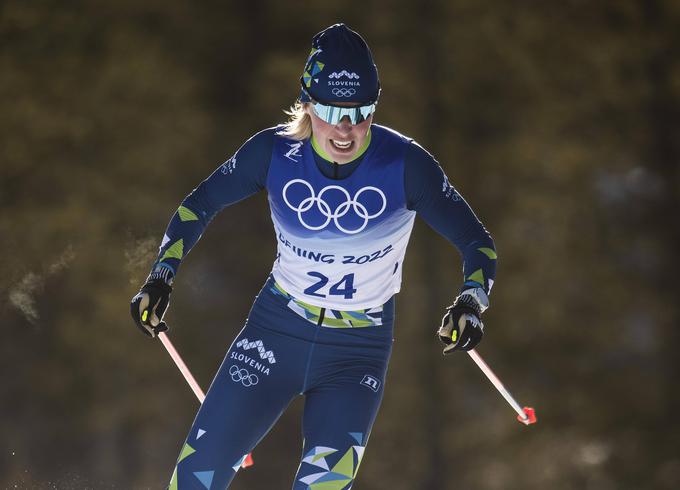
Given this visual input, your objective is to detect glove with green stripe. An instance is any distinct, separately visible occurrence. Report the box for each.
[438,287,489,354]
[130,266,173,338]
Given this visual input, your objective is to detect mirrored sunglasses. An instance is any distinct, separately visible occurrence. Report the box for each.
[310,101,376,125]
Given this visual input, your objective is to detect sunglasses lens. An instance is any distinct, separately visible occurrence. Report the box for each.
[312,102,375,125]
[359,105,374,122]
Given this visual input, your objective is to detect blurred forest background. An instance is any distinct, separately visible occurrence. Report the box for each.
[1,0,679,489]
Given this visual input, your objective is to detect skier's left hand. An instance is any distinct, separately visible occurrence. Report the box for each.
[438,287,489,354]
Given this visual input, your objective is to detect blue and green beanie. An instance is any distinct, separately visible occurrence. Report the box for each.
[300,23,380,106]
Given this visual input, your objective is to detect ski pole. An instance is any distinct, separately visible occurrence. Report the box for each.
[157,327,254,467]
[467,348,537,425]
[158,331,205,402]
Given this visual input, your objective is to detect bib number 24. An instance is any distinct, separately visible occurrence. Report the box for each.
[304,272,357,299]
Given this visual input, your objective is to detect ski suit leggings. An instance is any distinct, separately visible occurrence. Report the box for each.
[169,276,394,489]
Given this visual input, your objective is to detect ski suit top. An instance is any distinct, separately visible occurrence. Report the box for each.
[152,124,496,310]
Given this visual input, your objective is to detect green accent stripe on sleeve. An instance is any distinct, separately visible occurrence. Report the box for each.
[177,206,199,222]
[466,268,485,285]
[160,239,184,262]
[477,247,497,260]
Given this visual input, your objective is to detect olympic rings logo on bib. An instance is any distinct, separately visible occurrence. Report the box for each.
[331,88,356,98]
[282,179,387,234]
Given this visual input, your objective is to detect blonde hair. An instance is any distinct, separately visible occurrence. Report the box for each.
[279,101,312,141]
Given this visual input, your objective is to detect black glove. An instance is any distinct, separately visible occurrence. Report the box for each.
[130,268,173,338]
[438,287,489,354]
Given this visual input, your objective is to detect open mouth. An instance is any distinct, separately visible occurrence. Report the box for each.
[330,139,354,152]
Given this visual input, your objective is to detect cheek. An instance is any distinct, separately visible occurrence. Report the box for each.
[353,119,372,138]
[310,117,332,139]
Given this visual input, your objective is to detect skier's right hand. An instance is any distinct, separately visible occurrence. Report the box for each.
[130,270,173,338]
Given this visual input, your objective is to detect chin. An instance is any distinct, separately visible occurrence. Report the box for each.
[329,151,355,164]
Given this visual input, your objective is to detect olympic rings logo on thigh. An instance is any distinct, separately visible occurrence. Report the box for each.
[229,365,259,387]
[282,179,387,234]
[331,88,356,98]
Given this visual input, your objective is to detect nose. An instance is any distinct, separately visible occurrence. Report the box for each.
[335,116,353,133]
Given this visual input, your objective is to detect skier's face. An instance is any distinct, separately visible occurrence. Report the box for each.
[306,103,373,164]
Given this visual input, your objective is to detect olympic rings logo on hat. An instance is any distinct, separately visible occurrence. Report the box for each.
[229,365,259,387]
[282,179,387,234]
[331,88,356,98]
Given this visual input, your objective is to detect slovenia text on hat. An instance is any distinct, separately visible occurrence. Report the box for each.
[300,24,380,106]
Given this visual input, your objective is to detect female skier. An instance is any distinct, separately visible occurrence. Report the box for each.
[131,23,497,490]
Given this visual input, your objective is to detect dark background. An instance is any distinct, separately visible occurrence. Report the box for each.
[2,1,679,489]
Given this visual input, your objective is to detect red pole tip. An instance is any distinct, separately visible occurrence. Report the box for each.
[517,407,537,425]
[241,453,254,468]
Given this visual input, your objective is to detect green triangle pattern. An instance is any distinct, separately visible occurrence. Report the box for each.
[169,467,178,490]
[477,247,497,259]
[310,479,352,490]
[178,206,199,222]
[331,448,355,478]
[178,442,196,463]
[467,268,485,285]
[160,239,184,262]
[312,61,325,75]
